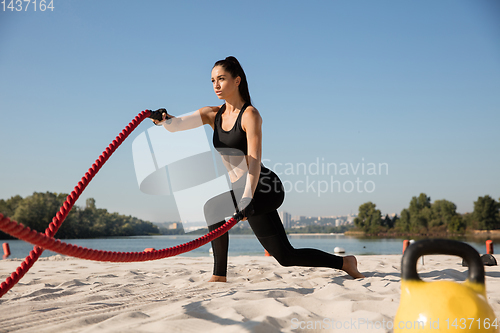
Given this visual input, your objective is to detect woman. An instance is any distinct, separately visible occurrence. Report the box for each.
[150,56,364,281]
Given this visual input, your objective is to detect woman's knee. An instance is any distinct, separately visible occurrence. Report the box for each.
[204,199,221,226]
[268,249,295,267]
[203,199,213,217]
[204,192,235,225]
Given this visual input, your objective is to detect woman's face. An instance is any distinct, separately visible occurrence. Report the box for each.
[211,66,240,100]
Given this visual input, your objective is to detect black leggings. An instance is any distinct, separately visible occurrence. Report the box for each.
[204,166,344,276]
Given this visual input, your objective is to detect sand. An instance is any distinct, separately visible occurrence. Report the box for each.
[1,254,500,333]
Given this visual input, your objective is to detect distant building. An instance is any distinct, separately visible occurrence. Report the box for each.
[346,214,357,224]
[279,211,292,229]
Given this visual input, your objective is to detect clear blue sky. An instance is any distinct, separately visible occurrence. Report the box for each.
[1,1,499,224]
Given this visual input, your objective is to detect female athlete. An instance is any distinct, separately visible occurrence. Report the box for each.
[149,56,364,281]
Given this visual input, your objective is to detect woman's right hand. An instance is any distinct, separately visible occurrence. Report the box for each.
[148,107,214,132]
[149,108,171,125]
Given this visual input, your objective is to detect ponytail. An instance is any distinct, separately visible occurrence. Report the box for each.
[213,56,252,105]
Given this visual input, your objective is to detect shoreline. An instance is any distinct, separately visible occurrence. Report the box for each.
[3,228,500,240]
[287,232,345,236]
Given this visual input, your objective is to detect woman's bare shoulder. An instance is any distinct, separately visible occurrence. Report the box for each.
[199,105,223,126]
[243,105,262,121]
[200,105,223,115]
[242,105,262,131]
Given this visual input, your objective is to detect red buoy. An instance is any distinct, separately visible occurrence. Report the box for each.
[486,240,494,254]
[402,240,410,254]
[2,243,11,259]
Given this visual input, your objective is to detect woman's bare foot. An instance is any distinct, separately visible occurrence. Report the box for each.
[208,275,227,282]
[342,256,365,279]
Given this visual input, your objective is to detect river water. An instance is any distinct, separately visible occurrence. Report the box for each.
[0,234,491,260]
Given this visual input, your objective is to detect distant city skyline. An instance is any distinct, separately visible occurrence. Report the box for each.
[279,211,292,229]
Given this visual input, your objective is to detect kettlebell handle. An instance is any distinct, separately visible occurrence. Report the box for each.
[402,239,485,285]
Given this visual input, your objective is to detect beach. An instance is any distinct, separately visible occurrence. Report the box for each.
[1,254,500,332]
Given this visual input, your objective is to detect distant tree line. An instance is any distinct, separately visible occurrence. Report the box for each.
[0,192,160,239]
[354,194,500,235]
[155,222,185,235]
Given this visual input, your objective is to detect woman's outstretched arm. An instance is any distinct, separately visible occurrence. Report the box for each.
[151,106,219,132]
[241,106,263,202]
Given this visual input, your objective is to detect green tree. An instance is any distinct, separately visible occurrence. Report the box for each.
[13,192,67,236]
[86,198,96,210]
[0,195,24,239]
[1,192,160,239]
[381,214,397,229]
[429,199,459,232]
[447,215,466,233]
[462,212,473,229]
[90,208,112,236]
[472,195,500,230]
[407,193,431,233]
[391,214,399,229]
[0,195,23,217]
[396,208,410,232]
[354,202,382,234]
[381,214,391,228]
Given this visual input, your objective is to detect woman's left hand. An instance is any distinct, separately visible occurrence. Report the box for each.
[237,197,254,219]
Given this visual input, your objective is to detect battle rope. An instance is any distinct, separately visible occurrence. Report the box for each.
[0,110,240,298]
[0,212,239,262]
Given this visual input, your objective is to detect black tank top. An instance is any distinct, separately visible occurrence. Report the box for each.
[213,103,249,156]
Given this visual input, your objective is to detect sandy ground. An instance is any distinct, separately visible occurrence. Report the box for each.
[1,254,500,333]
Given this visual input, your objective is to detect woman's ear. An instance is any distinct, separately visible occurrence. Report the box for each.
[235,76,241,87]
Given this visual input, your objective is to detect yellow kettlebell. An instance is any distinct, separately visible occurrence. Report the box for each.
[395,239,498,332]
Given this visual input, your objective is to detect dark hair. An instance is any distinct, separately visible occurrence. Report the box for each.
[213,56,252,105]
